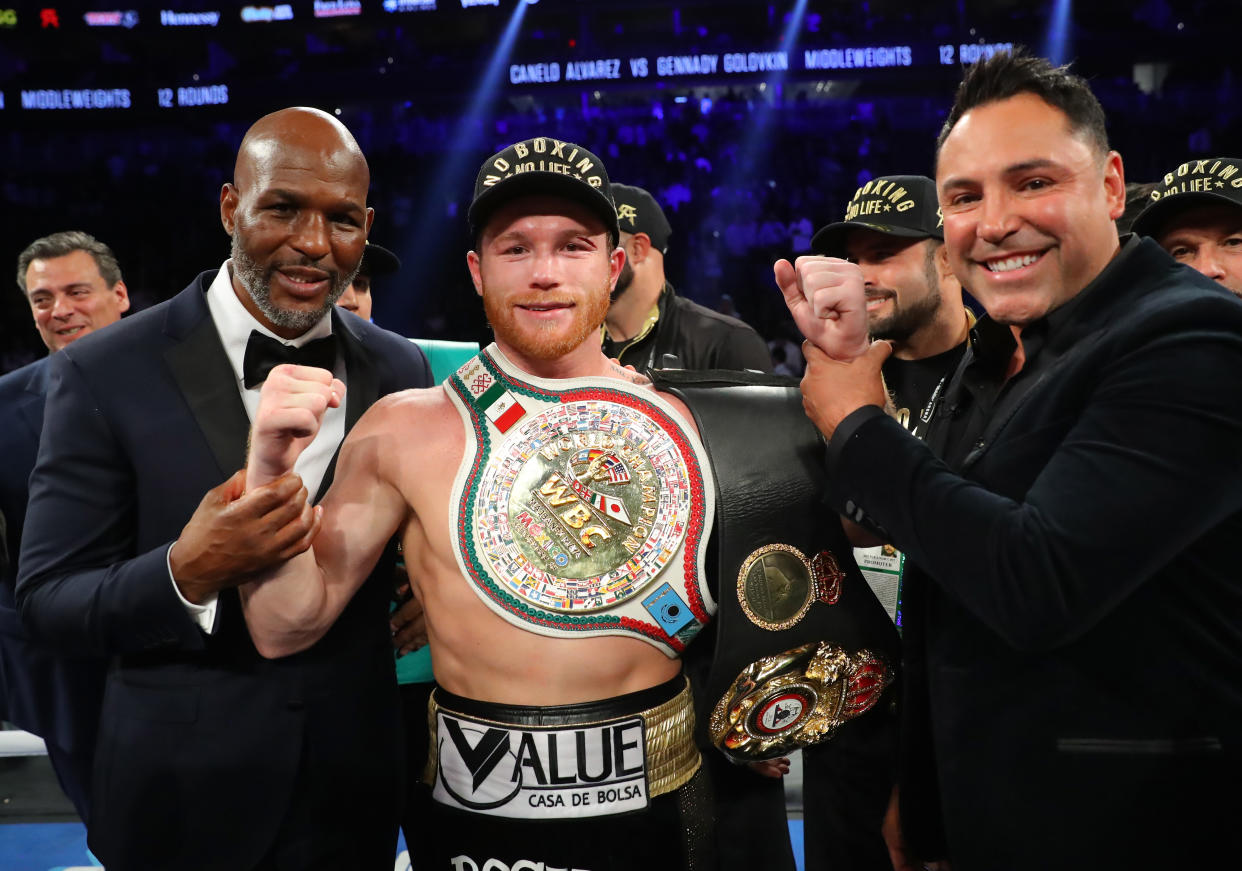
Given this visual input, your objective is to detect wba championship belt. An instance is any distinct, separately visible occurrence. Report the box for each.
[653,370,899,762]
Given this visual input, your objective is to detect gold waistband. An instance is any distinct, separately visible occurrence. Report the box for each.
[424,678,700,799]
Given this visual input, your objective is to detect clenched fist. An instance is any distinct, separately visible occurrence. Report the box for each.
[774,256,870,361]
[246,363,345,491]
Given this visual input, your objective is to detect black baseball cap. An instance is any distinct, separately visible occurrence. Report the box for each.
[468,137,619,241]
[812,175,943,258]
[359,242,400,278]
[610,183,673,254]
[1131,157,1242,238]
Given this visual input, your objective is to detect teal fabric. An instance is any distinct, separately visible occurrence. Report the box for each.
[394,339,479,685]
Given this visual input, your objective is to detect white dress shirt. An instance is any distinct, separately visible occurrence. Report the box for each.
[171,261,347,632]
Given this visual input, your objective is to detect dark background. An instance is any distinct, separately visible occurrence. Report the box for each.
[2,0,1238,373]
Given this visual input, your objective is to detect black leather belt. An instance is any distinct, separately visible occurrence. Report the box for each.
[653,369,900,761]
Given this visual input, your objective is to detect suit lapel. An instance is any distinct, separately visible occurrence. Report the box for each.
[163,282,251,477]
[319,311,380,496]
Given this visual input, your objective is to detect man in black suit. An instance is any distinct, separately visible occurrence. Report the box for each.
[17,107,431,870]
[0,231,131,820]
[780,52,1242,870]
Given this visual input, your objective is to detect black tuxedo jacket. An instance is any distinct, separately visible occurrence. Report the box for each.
[829,240,1242,870]
[0,357,107,779]
[17,271,431,870]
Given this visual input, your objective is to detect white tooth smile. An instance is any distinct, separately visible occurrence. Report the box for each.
[986,253,1040,273]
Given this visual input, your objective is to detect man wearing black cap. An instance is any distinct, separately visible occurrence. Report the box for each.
[604,182,772,373]
[1132,157,1242,296]
[803,175,973,871]
[233,138,719,869]
[236,136,897,870]
[337,241,401,321]
[813,175,972,440]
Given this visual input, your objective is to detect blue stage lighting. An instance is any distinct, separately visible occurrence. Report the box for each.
[379,0,530,329]
[1044,0,1073,65]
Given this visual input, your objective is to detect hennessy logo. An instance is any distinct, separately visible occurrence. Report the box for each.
[617,203,639,226]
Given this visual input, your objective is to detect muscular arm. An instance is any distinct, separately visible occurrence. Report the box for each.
[240,369,410,658]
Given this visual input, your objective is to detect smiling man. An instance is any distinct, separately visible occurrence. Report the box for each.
[16,231,130,353]
[236,139,717,871]
[236,137,898,871]
[806,176,970,871]
[813,176,970,439]
[0,231,129,822]
[17,107,430,870]
[783,52,1242,870]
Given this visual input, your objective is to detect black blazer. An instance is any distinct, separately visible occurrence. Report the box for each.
[0,357,107,774]
[17,271,431,870]
[829,240,1242,870]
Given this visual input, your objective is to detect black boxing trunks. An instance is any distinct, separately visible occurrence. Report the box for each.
[414,675,715,871]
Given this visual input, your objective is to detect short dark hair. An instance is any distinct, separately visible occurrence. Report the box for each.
[1117,181,1161,234]
[937,50,1109,157]
[16,231,123,295]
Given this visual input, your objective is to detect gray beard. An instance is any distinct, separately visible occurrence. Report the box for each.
[230,234,355,333]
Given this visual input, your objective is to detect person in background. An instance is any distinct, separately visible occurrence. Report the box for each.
[609,181,792,869]
[603,182,772,373]
[1132,157,1242,295]
[802,174,972,871]
[337,241,401,321]
[0,230,130,821]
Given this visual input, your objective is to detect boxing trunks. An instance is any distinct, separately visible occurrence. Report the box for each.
[416,675,715,871]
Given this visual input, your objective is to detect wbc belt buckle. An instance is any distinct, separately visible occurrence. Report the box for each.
[737,544,845,631]
[708,641,892,761]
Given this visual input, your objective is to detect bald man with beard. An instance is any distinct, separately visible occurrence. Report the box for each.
[17,107,430,870]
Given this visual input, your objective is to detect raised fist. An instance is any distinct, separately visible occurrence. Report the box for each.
[246,363,345,490]
[774,256,870,361]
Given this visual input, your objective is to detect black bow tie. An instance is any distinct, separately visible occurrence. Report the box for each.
[242,330,339,389]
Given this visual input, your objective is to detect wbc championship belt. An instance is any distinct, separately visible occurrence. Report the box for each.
[653,369,900,761]
[444,345,716,656]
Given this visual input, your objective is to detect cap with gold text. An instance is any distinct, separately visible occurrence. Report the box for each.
[1131,157,1242,238]
[610,183,673,254]
[469,137,619,240]
[812,175,943,258]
